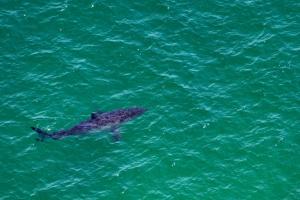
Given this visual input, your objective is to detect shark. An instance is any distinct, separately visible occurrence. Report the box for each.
[31,107,147,141]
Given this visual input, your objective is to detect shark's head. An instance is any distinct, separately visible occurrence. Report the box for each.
[127,107,147,118]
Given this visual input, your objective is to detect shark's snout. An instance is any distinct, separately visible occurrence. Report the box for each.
[132,107,147,116]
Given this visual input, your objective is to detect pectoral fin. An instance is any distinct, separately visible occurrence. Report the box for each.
[110,127,121,141]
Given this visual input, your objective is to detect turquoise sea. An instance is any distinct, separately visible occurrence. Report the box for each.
[1,0,299,199]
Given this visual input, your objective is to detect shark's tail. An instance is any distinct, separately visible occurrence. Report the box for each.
[31,127,52,141]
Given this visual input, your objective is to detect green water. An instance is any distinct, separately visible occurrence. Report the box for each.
[1,0,300,199]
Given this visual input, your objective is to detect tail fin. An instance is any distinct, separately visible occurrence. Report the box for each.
[31,127,51,141]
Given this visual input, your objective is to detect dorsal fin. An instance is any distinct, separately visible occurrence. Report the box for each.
[91,111,104,119]
[91,113,97,119]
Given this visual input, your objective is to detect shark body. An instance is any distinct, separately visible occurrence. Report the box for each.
[31,107,146,141]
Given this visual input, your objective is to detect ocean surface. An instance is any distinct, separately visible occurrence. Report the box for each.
[1,0,299,199]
